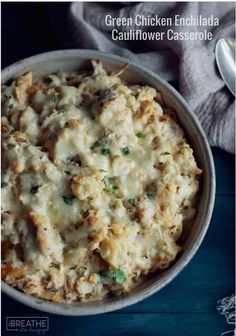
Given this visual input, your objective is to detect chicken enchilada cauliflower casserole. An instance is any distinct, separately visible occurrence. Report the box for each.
[1,60,202,303]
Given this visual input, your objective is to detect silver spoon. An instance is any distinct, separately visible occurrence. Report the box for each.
[215,38,236,96]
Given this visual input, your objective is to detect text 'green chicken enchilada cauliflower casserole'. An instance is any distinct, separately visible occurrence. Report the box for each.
[1,60,202,303]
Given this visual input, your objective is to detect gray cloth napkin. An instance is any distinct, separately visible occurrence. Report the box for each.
[49,2,235,153]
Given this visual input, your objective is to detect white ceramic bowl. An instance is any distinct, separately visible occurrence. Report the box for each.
[1,50,216,315]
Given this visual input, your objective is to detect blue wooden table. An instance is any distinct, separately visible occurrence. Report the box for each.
[2,3,235,335]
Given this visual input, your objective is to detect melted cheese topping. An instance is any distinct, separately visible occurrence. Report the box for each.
[1,60,202,303]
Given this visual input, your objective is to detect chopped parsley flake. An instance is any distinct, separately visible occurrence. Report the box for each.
[97,273,105,284]
[106,269,126,284]
[121,147,130,156]
[146,192,156,200]
[62,195,75,205]
[101,148,110,156]
[128,198,137,206]
[101,176,113,186]
[99,169,108,173]
[8,104,14,109]
[91,141,100,150]
[135,132,144,138]
[50,262,60,270]
[104,188,112,195]
[104,188,120,198]
[64,171,70,175]
[102,177,120,197]
[31,185,40,194]
[160,152,171,156]
[1,182,8,188]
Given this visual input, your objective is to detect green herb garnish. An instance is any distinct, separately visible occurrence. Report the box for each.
[44,77,53,84]
[121,147,130,156]
[50,262,60,270]
[62,195,75,205]
[101,176,113,186]
[160,152,171,156]
[104,188,112,195]
[31,185,40,194]
[135,132,144,138]
[91,141,100,150]
[8,104,14,109]
[102,177,120,198]
[101,148,110,156]
[106,269,126,284]
[128,198,136,206]
[146,192,156,200]
[97,273,105,284]
[99,169,108,173]
[104,188,120,198]
[1,182,8,188]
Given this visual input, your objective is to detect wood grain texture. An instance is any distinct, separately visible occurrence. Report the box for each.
[2,313,232,336]
[213,148,235,195]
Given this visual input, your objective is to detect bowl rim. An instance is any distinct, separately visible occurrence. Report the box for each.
[1,49,216,316]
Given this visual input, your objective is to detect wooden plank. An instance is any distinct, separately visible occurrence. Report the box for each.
[212,148,235,195]
[202,195,234,249]
[2,312,230,336]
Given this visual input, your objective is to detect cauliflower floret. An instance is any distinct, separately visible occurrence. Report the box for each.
[71,175,103,201]
[137,199,155,228]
